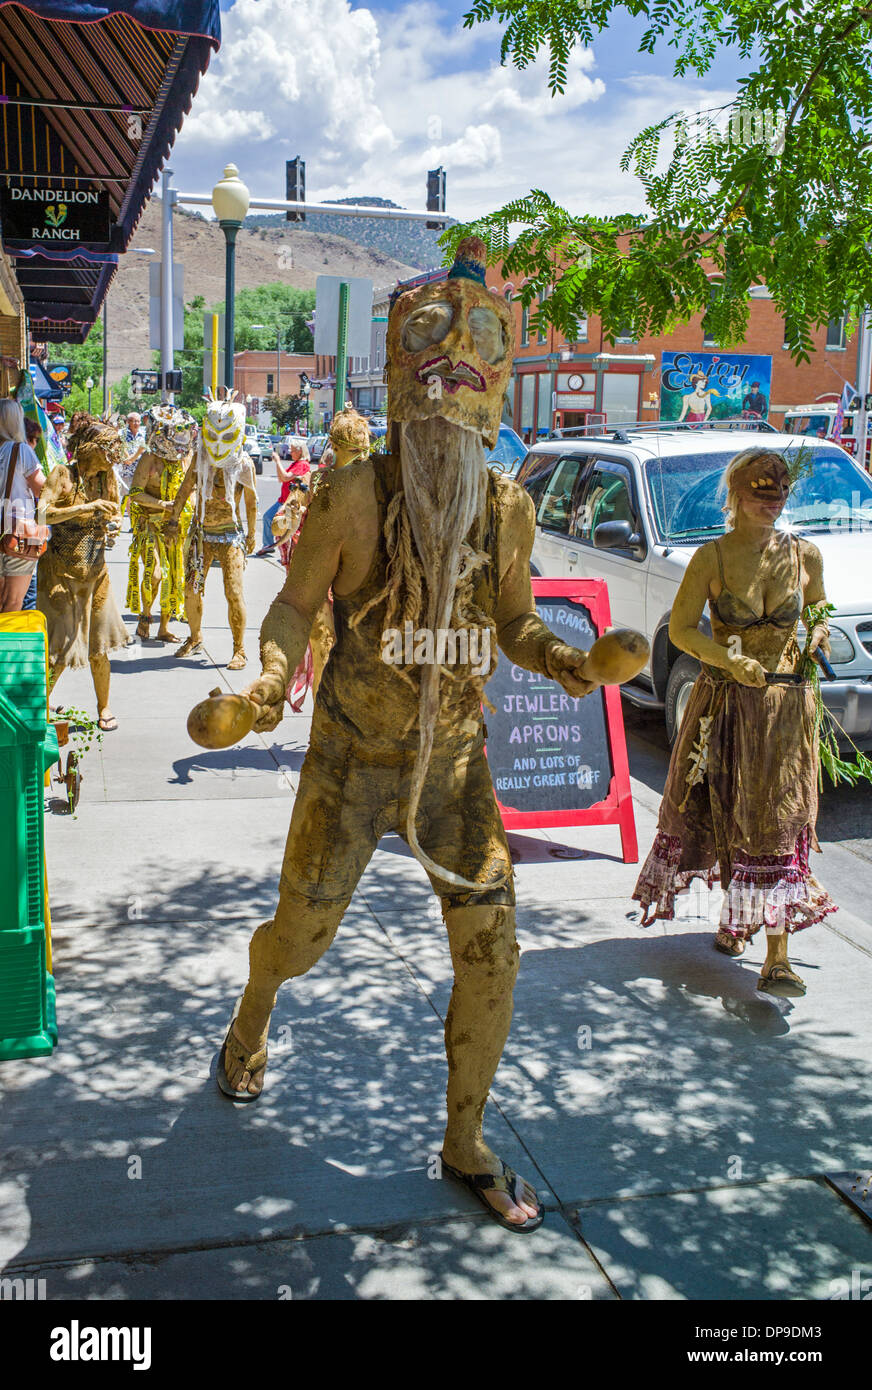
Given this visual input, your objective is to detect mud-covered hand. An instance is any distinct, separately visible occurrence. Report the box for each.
[245,530,257,555]
[544,641,596,697]
[726,654,767,687]
[242,671,286,732]
[807,623,831,658]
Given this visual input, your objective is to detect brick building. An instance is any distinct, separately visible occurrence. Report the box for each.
[232,349,316,402]
[484,264,861,440]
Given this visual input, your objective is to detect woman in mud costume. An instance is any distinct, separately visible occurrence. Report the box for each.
[38,412,129,731]
[633,447,836,996]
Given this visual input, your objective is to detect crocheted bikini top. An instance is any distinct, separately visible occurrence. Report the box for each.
[711,533,802,631]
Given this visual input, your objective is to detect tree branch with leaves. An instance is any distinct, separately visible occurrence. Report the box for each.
[445,0,872,360]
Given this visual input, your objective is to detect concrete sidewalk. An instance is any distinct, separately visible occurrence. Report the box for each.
[1,531,870,1300]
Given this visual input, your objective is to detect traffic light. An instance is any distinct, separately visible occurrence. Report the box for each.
[286,157,305,223]
[426,167,446,229]
[164,369,183,393]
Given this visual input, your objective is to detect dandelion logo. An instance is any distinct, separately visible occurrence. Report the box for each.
[45,203,67,230]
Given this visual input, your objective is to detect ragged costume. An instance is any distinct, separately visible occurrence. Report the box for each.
[168,391,258,670]
[125,404,195,636]
[38,412,128,726]
[213,238,644,1230]
[633,447,836,996]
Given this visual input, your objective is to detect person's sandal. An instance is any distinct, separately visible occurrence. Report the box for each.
[216,996,267,1102]
[714,927,746,957]
[440,1154,545,1232]
[757,963,806,997]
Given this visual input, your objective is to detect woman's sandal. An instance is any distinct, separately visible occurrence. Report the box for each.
[216,996,267,1102]
[714,928,746,957]
[757,963,806,998]
[440,1154,545,1233]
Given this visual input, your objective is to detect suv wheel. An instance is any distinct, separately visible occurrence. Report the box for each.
[665,654,701,744]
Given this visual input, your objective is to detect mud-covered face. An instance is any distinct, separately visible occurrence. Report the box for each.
[387,277,513,448]
[145,405,195,460]
[201,400,245,466]
[732,455,790,520]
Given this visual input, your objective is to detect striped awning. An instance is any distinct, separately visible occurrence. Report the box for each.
[0,1,220,341]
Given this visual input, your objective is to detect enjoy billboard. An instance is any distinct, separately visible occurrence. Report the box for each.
[659,350,773,423]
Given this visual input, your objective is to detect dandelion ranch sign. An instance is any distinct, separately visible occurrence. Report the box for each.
[484,578,638,862]
[0,186,111,244]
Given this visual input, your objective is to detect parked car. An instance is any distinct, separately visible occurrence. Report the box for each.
[307,434,329,464]
[487,422,527,477]
[516,423,872,746]
[243,423,263,475]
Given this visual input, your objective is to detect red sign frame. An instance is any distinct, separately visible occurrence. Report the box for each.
[493,577,638,863]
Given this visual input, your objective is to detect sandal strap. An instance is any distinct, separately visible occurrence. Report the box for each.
[226,1023,267,1072]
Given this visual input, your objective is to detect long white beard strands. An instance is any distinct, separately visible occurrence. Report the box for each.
[398,418,504,892]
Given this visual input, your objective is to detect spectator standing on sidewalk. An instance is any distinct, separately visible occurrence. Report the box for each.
[0,398,45,612]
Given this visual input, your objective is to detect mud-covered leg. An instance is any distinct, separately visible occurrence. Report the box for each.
[222,542,247,669]
[226,889,349,1096]
[440,903,538,1223]
[176,541,208,658]
[89,651,115,728]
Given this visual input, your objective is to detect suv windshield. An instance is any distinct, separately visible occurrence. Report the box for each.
[644,447,872,542]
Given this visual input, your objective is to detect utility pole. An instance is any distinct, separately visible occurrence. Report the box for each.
[160,167,175,403]
[334,281,349,417]
[102,301,108,415]
[854,307,872,468]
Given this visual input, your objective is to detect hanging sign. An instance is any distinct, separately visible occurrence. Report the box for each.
[0,185,111,245]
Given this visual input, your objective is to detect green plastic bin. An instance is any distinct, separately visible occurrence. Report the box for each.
[0,619,60,1059]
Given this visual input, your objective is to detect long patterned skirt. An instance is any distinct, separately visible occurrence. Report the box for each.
[633,671,836,938]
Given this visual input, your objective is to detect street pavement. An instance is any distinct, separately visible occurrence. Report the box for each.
[1,477,871,1301]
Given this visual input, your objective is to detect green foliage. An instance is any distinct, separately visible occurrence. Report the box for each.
[264,392,309,430]
[172,286,316,412]
[452,1,872,358]
[50,319,107,414]
[800,602,872,787]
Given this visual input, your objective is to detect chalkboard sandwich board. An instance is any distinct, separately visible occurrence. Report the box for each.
[484,578,638,862]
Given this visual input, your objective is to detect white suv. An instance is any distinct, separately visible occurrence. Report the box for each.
[516,423,872,744]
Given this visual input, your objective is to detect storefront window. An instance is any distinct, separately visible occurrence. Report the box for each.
[520,372,535,437]
[537,371,552,437]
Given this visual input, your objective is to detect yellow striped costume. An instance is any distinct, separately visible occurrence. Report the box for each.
[126,460,193,620]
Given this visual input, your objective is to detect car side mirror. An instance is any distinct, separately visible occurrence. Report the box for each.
[593,519,644,554]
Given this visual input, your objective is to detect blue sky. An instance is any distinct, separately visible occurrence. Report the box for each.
[178,0,751,219]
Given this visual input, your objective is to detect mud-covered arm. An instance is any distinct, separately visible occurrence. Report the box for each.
[39,465,104,525]
[669,543,764,686]
[242,466,258,552]
[244,469,348,729]
[128,454,167,512]
[495,486,594,696]
[166,457,197,528]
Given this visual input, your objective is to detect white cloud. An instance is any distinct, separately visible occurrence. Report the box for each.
[169,0,743,226]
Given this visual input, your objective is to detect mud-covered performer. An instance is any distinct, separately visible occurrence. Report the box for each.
[166,391,257,669]
[125,404,196,642]
[633,448,836,996]
[213,239,648,1231]
[38,412,128,731]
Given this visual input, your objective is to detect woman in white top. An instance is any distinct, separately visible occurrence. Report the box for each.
[0,398,46,612]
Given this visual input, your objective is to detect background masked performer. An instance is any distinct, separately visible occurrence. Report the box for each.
[126,404,195,642]
[214,238,646,1231]
[167,391,258,669]
[38,412,127,731]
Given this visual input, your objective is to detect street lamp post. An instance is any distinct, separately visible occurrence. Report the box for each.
[211,164,250,394]
[85,376,94,412]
